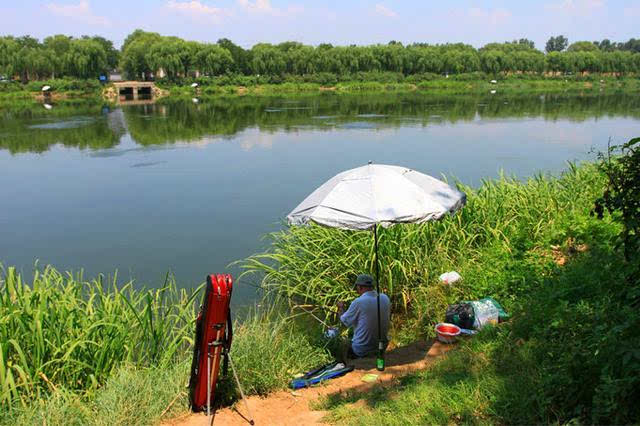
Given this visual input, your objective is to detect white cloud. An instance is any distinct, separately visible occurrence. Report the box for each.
[374,4,397,18]
[166,1,226,22]
[467,7,511,26]
[547,0,604,16]
[237,0,302,17]
[46,0,110,26]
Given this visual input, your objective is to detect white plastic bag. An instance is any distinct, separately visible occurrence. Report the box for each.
[439,271,462,284]
[471,299,500,329]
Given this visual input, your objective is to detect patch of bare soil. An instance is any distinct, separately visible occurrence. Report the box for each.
[551,237,589,266]
[164,340,453,426]
[33,92,69,101]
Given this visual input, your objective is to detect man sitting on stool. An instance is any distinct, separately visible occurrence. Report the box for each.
[337,273,390,359]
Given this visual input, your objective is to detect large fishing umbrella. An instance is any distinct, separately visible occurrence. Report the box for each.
[287,163,466,369]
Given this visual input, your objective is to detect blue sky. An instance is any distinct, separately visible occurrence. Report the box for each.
[1,0,638,48]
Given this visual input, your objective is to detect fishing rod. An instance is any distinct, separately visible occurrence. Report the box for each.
[293,304,335,328]
[294,303,342,317]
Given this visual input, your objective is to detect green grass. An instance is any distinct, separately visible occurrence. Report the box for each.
[0,267,331,425]
[319,232,640,424]
[161,74,640,99]
[0,266,198,411]
[318,328,507,425]
[1,74,637,102]
[241,159,640,423]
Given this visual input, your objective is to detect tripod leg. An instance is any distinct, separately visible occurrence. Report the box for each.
[228,353,255,425]
[207,351,211,417]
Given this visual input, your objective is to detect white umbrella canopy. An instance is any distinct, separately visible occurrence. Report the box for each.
[287,164,466,230]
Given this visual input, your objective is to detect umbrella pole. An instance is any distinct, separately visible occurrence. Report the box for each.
[373,225,385,371]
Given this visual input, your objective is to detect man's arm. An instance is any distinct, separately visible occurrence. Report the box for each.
[339,300,358,328]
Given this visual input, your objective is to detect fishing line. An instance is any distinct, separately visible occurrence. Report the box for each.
[293,305,341,329]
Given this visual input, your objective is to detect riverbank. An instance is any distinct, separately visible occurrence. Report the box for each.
[160,73,640,97]
[0,78,104,103]
[0,74,638,104]
[3,157,637,424]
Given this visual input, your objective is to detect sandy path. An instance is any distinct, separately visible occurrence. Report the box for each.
[164,340,453,426]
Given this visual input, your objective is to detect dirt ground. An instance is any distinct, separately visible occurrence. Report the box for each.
[164,340,453,426]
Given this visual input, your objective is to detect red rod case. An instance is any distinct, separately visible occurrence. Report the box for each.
[189,274,233,412]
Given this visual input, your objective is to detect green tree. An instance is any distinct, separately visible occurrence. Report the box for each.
[84,35,119,70]
[120,31,162,80]
[620,38,640,53]
[287,45,315,74]
[16,35,39,49]
[546,35,568,53]
[0,36,20,78]
[146,38,184,81]
[518,38,535,49]
[480,50,502,74]
[250,43,286,76]
[594,39,614,52]
[568,41,599,52]
[545,51,563,73]
[217,38,252,74]
[594,137,640,281]
[44,34,72,78]
[63,38,108,78]
[194,44,234,76]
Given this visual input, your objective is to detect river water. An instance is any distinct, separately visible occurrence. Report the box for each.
[1,91,639,304]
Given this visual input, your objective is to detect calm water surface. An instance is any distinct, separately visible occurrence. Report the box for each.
[1,92,639,305]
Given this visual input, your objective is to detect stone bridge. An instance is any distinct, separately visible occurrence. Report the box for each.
[112,81,156,98]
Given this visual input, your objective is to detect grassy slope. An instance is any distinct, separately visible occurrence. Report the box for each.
[2,161,637,425]
[0,269,330,426]
[319,176,639,424]
[0,79,104,102]
[245,160,640,424]
[1,75,636,103]
[163,75,640,98]
[241,163,608,340]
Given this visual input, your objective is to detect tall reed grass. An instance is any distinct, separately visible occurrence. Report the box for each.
[0,266,333,420]
[0,266,199,412]
[240,163,606,332]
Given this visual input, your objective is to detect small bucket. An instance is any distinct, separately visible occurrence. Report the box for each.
[435,323,461,344]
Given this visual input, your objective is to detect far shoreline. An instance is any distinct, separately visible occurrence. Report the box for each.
[0,73,638,104]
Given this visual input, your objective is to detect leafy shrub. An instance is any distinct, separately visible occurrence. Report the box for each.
[24,78,102,92]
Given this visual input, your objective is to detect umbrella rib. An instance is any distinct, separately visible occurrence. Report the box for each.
[313,205,375,222]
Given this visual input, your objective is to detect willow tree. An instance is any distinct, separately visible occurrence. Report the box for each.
[44,34,72,78]
[250,43,286,76]
[0,36,20,77]
[194,44,234,76]
[63,38,108,78]
[146,39,184,80]
[120,31,162,80]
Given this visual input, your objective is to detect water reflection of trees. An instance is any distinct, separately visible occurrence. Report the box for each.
[2,93,640,153]
[0,102,123,154]
[124,92,640,146]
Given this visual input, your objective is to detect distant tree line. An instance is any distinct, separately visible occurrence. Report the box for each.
[1,31,640,82]
[0,35,119,81]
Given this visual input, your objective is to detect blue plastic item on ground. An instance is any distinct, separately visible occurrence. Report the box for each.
[289,362,354,390]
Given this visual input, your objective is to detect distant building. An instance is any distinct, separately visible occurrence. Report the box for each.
[109,71,123,82]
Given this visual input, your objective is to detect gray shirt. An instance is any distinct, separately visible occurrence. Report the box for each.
[340,290,390,357]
